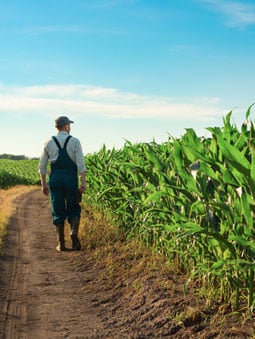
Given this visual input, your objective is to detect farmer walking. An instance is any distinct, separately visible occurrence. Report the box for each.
[39,116,86,251]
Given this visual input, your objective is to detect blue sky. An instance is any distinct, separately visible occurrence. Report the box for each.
[1,0,255,157]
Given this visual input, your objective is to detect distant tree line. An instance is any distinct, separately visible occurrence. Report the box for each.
[0,154,38,160]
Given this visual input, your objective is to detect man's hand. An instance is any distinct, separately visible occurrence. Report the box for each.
[42,185,49,196]
[79,172,86,194]
[40,174,49,196]
[79,184,86,194]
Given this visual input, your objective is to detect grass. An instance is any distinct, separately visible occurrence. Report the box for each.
[0,185,38,251]
[79,203,183,287]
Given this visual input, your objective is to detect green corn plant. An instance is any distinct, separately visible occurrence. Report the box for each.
[84,105,255,314]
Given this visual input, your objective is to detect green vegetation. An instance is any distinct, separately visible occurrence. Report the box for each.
[0,159,40,188]
[1,105,255,314]
[0,154,37,160]
[84,105,255,315]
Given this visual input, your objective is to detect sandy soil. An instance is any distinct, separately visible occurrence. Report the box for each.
[0,189,255,338]
[0,189,105,338]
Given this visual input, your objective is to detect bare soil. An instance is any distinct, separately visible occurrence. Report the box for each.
[0,189,254,338]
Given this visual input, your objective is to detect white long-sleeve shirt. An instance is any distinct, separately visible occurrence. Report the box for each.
[39,131,86,175]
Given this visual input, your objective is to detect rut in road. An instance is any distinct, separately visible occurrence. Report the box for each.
[0,189,104,338]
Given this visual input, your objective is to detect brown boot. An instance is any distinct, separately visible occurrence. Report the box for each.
[70,217,81,251]
[55,223,66,252]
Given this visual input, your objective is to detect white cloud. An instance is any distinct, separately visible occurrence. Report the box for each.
[0,83,225,121]
[198,0,255,27]
[15,25,127,36]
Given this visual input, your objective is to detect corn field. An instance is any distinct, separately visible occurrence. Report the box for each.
[1,106,255,314]
[0,159,40,188]
[85,105,255,314]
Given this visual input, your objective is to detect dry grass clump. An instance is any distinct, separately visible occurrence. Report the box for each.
[80,204,124,250]
[0,185,37,248]
[79,203,175,287]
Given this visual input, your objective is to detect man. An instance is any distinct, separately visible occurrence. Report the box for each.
[39,116,86,252]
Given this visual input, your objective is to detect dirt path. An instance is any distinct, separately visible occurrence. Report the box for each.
[0,189,106,338]
[1,189,179,339]
[1,189,255,339]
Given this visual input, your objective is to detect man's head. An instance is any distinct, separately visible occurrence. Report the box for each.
[55,116,74,133]
[55,116,74,128]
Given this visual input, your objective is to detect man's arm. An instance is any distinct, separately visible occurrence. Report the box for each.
[40,173,49,196]
[79,171,86,193]
[74,138,86,193]
[38,146,49,196]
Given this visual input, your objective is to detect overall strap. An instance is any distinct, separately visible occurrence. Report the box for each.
[52,135,72,149]
[52,136,61,149]
[63,135,72,149]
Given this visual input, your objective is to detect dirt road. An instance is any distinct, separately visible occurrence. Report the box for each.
[0,189,106,338]
[0,189,181,339]
[0,189,254,339]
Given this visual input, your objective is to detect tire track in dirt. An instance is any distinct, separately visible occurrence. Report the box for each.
[0,189,104,338]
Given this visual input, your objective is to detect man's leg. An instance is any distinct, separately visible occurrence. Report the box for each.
[50,187,66,224]
[49,185,66,251]
[65,174,81,251]
[55,223,66,252]
[70,216,81,251]
[67,201,81,251]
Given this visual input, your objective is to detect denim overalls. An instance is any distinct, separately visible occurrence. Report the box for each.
[49,135,81,225]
